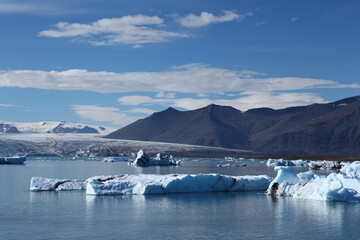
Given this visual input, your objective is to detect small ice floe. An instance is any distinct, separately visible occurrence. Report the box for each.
[308,160,344,170]
[103,157,128,162]
[217,162,246,168]
[267,163,360,202]
[128,150,180,167]
[266,158,309,167]
[0,156,26,164]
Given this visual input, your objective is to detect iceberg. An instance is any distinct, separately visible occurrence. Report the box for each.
[266,158,309,167]
[129,150,180,166]
[30,177,86,191]
[217,163,246,168]
[267,164,360,202]
[103,157,128,162]
[340,161,360,179]
[86,174,272,195]
[30,175,119,191]
[0,156,26,164]
[29,174,272,195]
[308,160,343,170]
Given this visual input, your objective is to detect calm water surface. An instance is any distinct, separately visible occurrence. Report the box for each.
[0,157,359,240]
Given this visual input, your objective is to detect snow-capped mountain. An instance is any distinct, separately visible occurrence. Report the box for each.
[0,121,112,134]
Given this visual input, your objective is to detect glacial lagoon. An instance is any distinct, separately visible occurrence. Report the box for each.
[0,157,359,240]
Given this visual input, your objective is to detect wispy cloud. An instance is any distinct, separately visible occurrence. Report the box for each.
[0,103,16,107]
[71,105,140,126]
[179,11,244,28]
[0,1,85,15]
[39,15,189,47]
[117,92,327,111]
[2,64,357,94]
[255,21,266,26]
[128,108,156,115]
[291,17,299,22]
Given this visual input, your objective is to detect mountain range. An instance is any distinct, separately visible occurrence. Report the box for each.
[106,96,360,156]
[0,121,109,134]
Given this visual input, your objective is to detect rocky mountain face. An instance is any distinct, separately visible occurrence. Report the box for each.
[106,96,360,156]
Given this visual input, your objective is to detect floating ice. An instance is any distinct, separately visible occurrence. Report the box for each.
[30,174,272,195]
[266,159,288,166]
[266,158,308,167]
[129,150,180,166]
[30,177,75,191]
[86,174,272,195]
[291,160,309,166]
[267,165,360,202]
[0,156,26,164]
[217,163,246,168]
[30,175,118,191]
[103,157,128,162]
[297,171,315,182]
[340,161,360,179]
[308,160,343,170]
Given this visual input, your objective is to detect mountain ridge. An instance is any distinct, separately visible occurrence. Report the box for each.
[106,96,360,156]
[0,121,111,134]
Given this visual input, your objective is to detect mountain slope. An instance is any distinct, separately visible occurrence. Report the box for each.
[106,96,360,156]
[106,105,249,149]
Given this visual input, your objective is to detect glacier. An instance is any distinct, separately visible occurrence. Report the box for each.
[267,162,360,202]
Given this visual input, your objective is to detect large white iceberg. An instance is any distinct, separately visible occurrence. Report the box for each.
[86,174,272,195]
[129,150,180,166]
[267,163,360,202]
[30,174,272,195]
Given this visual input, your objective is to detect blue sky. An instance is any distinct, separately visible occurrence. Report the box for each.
[0,0,359,128]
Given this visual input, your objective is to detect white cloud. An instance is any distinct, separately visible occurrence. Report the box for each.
[255,21,266,26]
[0,1,84,15]
[0,103,16,107]
[39,15,189,46]
[128,108,155,115]
[291,17,299,22]
[2,64,358,94]
[118,92,327,111]
[155,91,176,98]
[71,105,140,126]
[179,11,244,28]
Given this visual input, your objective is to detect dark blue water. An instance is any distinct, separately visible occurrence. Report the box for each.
[0,157,359,240]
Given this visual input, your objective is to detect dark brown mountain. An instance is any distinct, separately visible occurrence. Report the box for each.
[105,96,360,156]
